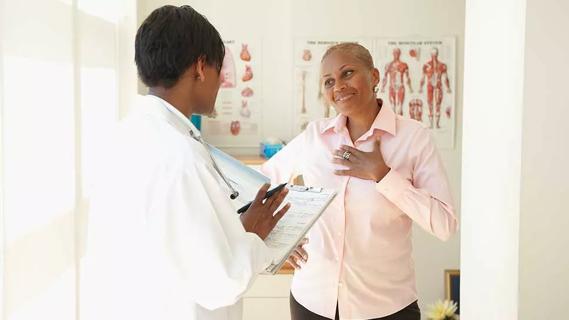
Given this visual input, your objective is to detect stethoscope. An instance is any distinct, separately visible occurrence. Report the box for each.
[189,129,240,200]
[153,95,240,200]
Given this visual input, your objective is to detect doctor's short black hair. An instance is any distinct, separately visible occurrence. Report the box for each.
[135,5,225,88]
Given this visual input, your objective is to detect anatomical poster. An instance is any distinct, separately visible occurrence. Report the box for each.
[293,38,373,135]
[202,39,262,147]
[374,38,456,149]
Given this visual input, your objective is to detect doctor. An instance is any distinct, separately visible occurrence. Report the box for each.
[81,5,290,320]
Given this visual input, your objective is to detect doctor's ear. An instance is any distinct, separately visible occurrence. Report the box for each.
[194,56,207,81]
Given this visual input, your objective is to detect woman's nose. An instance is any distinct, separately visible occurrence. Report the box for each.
[333,79,347,92]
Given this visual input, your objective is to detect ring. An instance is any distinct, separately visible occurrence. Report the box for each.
[342,151,351,160]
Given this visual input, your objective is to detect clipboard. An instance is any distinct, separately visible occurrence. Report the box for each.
[203,144,337,274]
[262,185,337,274]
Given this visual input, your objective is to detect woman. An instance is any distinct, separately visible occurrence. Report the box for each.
[261,43,457,320]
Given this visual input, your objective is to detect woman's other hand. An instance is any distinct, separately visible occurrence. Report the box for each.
[286,238,309,270]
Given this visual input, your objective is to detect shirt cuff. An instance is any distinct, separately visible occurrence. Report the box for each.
[375,169,411,201]
[248,233,276,272]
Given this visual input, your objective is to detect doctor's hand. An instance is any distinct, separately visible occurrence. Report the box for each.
[240,184,290,240]
[286,238,309,270]
[332,138,391,182]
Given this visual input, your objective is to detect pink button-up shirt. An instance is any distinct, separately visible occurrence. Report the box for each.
[261,103,457,319]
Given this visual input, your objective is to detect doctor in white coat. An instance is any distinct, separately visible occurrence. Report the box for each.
[81,5,290,320]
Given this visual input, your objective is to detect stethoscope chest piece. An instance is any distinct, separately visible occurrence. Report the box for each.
[189,129,240,200]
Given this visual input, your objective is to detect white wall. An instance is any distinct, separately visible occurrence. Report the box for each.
[518,0,569,318]
[462,0,569,319]
[138,0,464,316]
[2,1,78,319]
[461,0,527,318]
[0,1,138,320]
[0,0,6,317]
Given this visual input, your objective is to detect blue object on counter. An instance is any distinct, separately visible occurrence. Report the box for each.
[260,142,284,159]
[190,114,202,130]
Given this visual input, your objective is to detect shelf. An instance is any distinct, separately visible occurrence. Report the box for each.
[234,155,267,166]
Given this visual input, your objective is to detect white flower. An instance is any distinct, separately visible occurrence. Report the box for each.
[426,299,458,320]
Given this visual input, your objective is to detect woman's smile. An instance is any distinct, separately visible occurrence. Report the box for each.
[335,92,356,103]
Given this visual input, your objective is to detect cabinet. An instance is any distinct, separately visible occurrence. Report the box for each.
[243,275,293,320]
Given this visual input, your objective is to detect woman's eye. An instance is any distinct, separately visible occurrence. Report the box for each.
[324,79,334,87]
[343,70,354,77]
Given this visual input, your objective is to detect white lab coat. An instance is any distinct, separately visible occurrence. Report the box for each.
[81,95,273,320]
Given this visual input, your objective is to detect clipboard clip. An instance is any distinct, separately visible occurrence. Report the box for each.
[288,185,323,193]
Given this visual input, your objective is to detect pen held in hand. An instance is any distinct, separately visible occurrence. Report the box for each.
[237,183,288,214]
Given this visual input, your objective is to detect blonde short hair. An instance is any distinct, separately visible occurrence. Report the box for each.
[321,42,374,70]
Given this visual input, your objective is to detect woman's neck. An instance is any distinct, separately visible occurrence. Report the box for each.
[346,99,381,143]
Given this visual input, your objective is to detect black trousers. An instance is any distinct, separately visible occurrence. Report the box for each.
[290,292,420,320]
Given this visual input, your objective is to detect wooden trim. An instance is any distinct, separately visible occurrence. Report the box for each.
[234,155,266,166]
[444,269,460,300]
[276,262,294,274]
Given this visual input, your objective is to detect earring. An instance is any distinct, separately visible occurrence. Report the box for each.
[373,86,379,93]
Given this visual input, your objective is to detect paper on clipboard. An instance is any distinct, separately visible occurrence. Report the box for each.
[262,185,336,274]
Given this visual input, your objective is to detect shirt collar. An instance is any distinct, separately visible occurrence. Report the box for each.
[321,113,347,134]
[368,99,397,137]
[320,99,397,137]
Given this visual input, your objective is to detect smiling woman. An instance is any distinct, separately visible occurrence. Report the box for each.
[319,44,381,142]
[261,43,458,320]
[320,44,378,125]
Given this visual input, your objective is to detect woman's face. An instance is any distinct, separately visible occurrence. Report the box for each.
[320,51,379,117]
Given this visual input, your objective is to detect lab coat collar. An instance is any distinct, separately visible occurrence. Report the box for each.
[137,94,201,138]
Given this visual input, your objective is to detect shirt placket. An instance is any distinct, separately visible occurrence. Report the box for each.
[336,129,355,319]
[338,134,374,319]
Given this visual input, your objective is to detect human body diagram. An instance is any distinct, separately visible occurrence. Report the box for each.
[419,48,452,129]
[381,48,413,116]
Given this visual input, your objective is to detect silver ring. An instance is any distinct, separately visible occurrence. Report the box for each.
[342,151,351,160]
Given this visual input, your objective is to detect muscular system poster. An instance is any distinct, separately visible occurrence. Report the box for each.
[374,38,456,148]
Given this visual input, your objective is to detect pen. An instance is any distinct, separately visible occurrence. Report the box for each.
[237,183,288,214]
